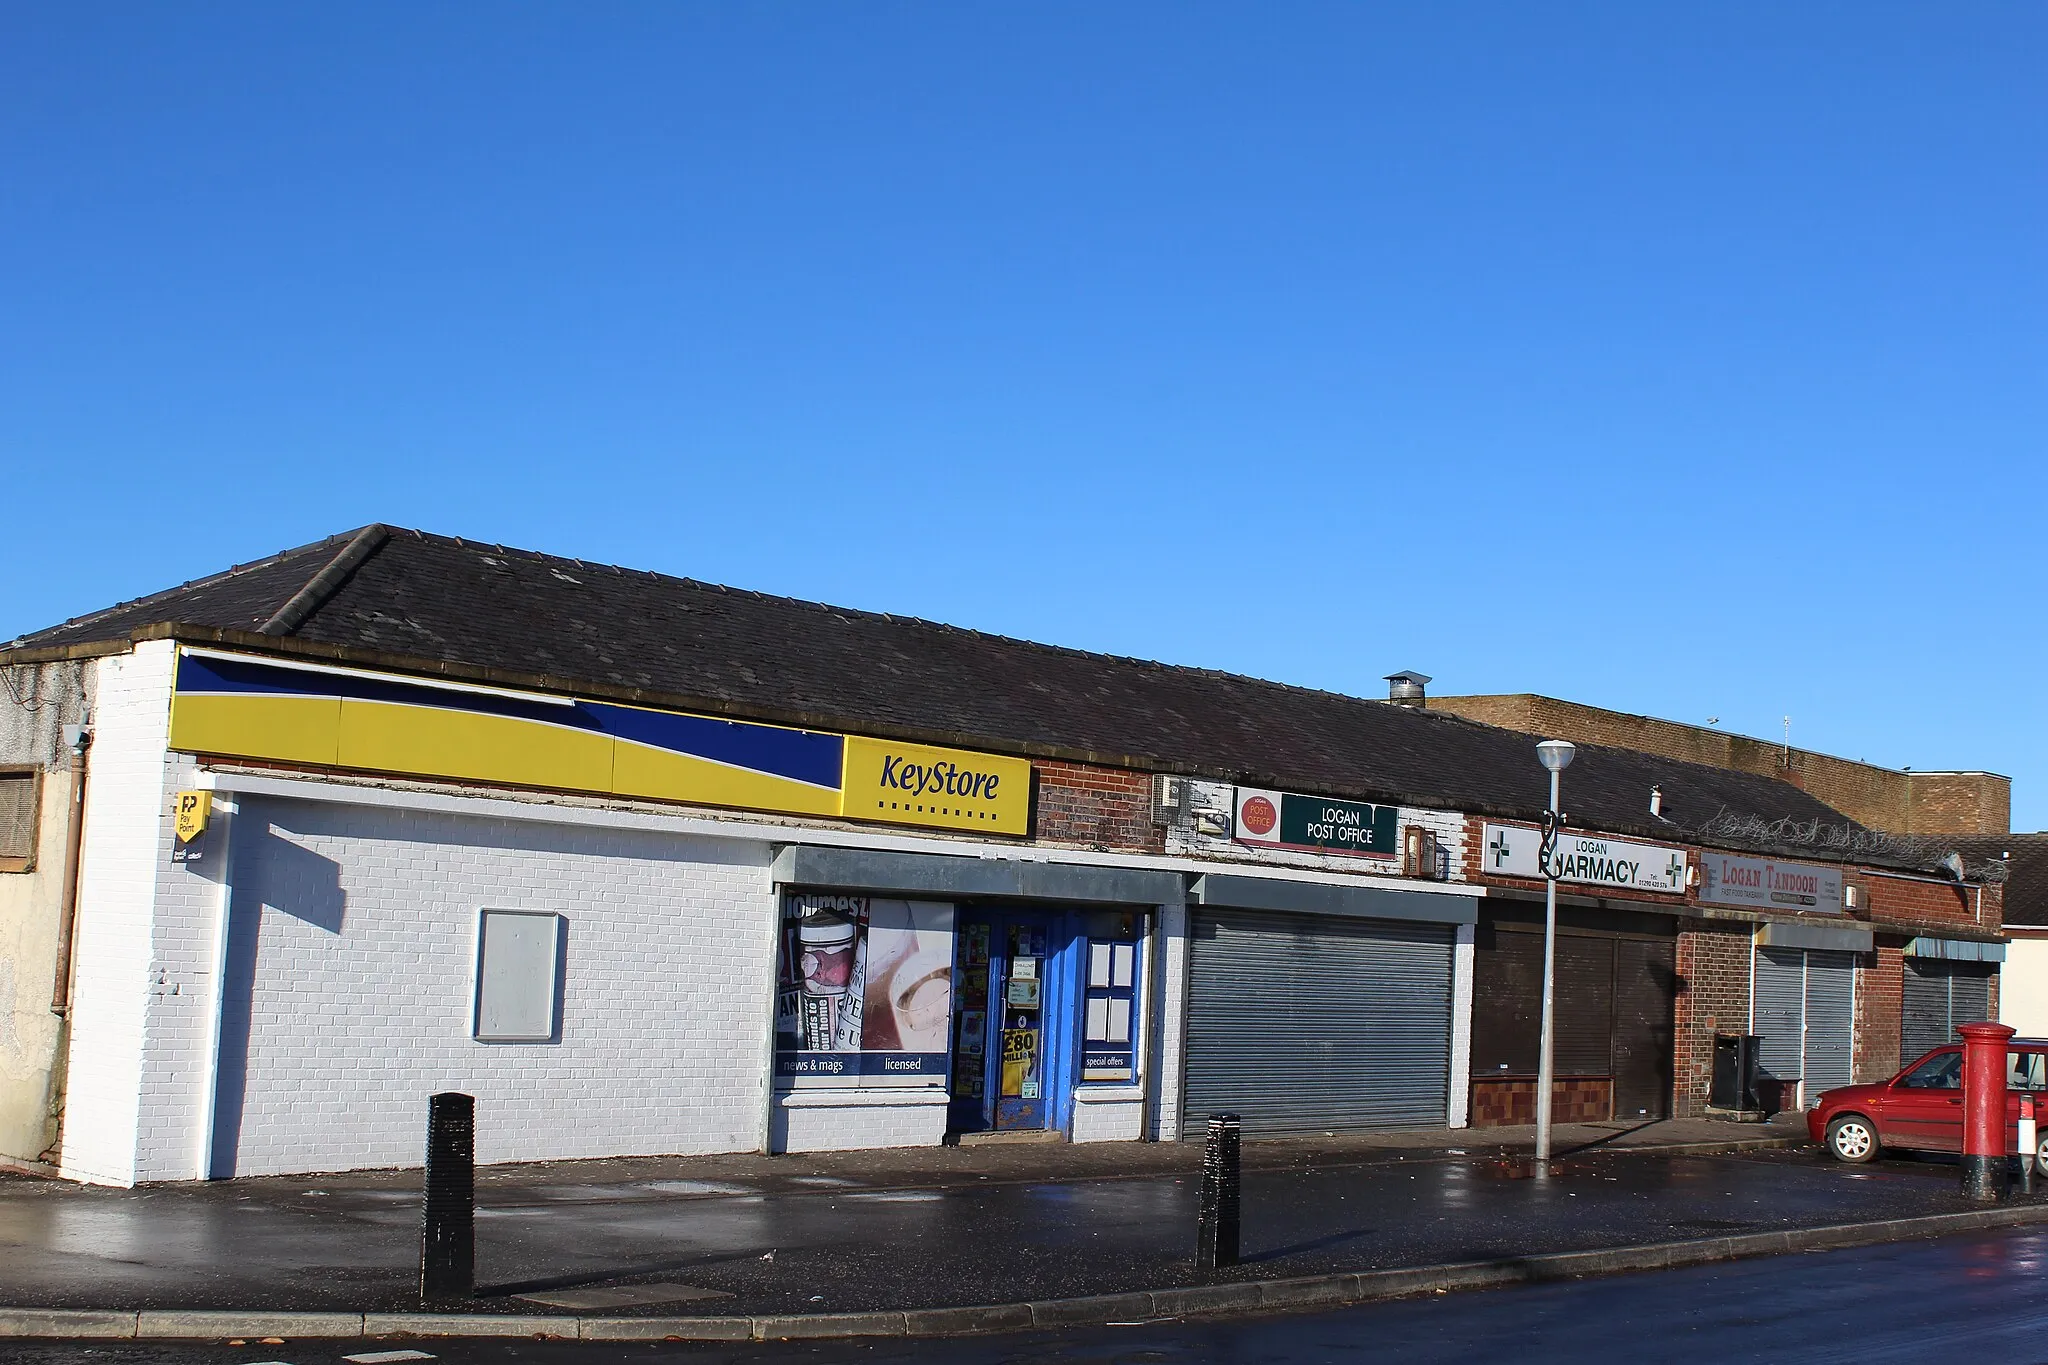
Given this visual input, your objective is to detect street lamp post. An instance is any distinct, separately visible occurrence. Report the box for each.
[1534,739,1576,1172]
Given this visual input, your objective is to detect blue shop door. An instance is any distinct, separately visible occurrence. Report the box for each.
[947,910,1075,1134]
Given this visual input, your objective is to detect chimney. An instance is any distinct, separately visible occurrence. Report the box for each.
[1385,671,1431,707]
[1650,786,1664,819]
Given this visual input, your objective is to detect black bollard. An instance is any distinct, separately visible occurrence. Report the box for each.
[1196,1112,1241,1271]
[420,1092,475,1303]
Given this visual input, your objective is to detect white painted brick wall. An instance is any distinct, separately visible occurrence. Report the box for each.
[773,1089,948,1152]
[60,642,177,1186]
[1151,900,1190,1142]
[1071,1090,1144,1143]
[141,792,779,1179]
[1448,922,1474,1128]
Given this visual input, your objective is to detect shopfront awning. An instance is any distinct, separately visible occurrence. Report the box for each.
[1189,873,1478,926]
[1904,936,2007,962]
[1754,920,1875,953]
[770,844,1186,905]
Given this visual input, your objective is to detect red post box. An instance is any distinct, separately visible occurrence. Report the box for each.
[1959,1021,2016,1203]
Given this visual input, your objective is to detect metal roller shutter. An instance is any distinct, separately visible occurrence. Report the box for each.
[1952,968,1992,1034]
[1802,950,1856,1096]
[1183,909,1453,1135]
[1753,947,1805,1082]
[1903,960,1996,1061]
[1902,961,1949,1062]
[1612,938,1676,1119]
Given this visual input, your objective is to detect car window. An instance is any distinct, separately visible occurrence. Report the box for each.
[2011,1052,2048,1091]
[1902,1052,1963,1090]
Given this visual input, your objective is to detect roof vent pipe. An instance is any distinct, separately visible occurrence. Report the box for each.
[1385,671,1431,707]
[1650,786,1663,818]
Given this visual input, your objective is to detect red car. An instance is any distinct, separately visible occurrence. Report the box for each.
[1809,1039,2048,1163]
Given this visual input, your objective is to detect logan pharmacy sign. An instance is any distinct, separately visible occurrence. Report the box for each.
[1235,787,1399,860]
[1482,823,1688,894]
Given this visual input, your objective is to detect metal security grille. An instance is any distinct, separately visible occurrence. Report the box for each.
[1182,909,1453,1136]
[1803,951,1856,1096]
[1903,960,1996,1061]
[0,772,36,861]
[1755,947,1856,1101]
[1753,947,1806,1082]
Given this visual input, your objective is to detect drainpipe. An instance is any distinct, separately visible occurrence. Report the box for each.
[49,723,91,1015]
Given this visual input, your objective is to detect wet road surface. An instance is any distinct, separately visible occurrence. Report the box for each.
[0,1148,1997,1316]
[5,1221,2047,1363]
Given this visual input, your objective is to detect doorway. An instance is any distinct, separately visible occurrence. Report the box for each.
[948,909,1073,1134]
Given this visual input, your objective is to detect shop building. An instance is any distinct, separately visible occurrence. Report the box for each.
[0,526,2003,1183]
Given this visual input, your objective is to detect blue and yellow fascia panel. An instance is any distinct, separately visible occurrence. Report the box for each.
[168,651,1028,835]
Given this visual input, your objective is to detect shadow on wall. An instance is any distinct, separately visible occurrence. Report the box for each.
[208,819,345,1179]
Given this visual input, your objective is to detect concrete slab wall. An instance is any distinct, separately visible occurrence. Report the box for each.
[0,659,93,1166]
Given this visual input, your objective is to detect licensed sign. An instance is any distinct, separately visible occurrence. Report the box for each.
[1699,852,1842,914]
[1234,787,1399,860]
[1481,823,1688,894]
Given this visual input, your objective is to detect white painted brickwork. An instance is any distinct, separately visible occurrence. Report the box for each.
[159,793,777,1179]
[60,642,177,1186]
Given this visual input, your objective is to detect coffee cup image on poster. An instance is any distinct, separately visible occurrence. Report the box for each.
[775,894,954,1084]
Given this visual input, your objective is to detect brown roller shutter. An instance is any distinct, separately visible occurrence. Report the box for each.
[1612,938,1676,1119]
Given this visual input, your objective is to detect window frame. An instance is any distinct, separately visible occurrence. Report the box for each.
[1080,935,1140,1083]
[0,766,44,874]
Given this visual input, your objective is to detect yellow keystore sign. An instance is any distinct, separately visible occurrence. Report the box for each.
[841,736,1031,836]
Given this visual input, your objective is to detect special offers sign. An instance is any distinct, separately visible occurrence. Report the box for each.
[1235,787,1400,860]
[1481,823,1688,894]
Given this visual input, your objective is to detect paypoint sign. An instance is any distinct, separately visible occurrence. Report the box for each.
[1234,787,1399,860]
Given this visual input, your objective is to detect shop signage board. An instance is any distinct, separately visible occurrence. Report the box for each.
[1481,823,1688,894]
[167,648,1031,837]
[1234,787,1399,860]
[1699,852,1842,914]
[774,893,954,1086]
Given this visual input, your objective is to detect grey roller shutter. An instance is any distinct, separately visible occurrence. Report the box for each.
[1802,950,1856,1096]
[1753,947,1805,1082]
[1183,909,1453,1136]
[1903,961,1996,1061]
[1902,961,1950,1062]
[1951,967,1992,1034]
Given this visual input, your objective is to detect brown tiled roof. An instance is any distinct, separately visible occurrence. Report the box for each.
[7,524,1895,852]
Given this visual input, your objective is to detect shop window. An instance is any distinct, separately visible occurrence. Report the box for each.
[1082,937,1138,1082]
[0,770,38,872]
[473,909,564,1042]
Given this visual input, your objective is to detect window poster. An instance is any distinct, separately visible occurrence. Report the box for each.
[776,894,954,1085]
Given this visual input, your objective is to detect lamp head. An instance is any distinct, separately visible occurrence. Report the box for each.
[1535,739,1576,773]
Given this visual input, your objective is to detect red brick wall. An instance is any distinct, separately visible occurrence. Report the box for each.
[1430,694,2009,835]
[1673,924,1753,1116]
[1031,761,1161,852]
[1865,874,1999,935]
[1856,944,1905,1083]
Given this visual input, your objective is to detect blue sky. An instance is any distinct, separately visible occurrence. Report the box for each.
[4,6,2044,823]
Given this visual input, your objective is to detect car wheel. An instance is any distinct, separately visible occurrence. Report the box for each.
[1826,1114,1878,1163]
[2036,1134,2048,1177]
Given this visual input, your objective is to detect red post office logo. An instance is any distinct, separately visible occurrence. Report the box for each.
[1240,795,1278,836]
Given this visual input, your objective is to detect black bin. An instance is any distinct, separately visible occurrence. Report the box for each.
[1711,1033,1762,1111]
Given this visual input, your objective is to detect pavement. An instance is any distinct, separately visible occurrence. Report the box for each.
[9,1112,2014,1331]
[6,1221,2046,1363]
